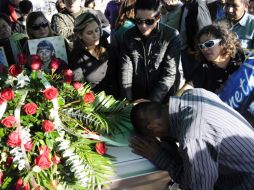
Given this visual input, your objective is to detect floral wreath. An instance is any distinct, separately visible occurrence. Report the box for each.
[0,54,132,190]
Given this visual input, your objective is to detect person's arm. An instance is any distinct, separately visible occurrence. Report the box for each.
[51,14,74,40]
[196,0,212,30]
[129,136,183,183]
[120,34,133,101]
[92,10,110,28]
[179,139,219,190]
[68,49,85,81]
[149,30,181,102]
[174,82,193,96]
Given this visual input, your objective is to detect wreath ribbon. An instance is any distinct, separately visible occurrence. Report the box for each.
[14,90,37,188]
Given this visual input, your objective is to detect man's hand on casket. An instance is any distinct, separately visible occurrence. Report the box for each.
[129,136,161,160]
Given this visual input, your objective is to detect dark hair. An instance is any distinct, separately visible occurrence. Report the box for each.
[84,0,95,8]
[195,23,240,60]
[0,13,12,26]
[74,12,101,33]
[26,11,53,39]
[115,0,136,29]
[134,0,162,14]
[131,102,165,135]
[36,40,55,57]
[19,0,33,15]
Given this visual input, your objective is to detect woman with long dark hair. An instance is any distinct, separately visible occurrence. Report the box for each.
[70,12,118,97]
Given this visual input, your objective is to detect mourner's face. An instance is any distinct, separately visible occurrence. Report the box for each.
[30,17,49,39]
[224,0,247,23]
[135,10,160,37]
[0,19,12,39]
[64,0,81,13]
[79,21,100,48]
[144,118,170,138]
[199,34,223,62]
[38,49,53,64]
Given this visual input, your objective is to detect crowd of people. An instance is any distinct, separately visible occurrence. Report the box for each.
[1,0,254,189]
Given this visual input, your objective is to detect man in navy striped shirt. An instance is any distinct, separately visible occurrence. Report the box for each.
[130,88,254,190]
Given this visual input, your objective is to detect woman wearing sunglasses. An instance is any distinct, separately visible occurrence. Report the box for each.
[26,11,54,40]
[22,11,55,56]
[23,11,68,72]
[190,24,243,93]
[69,12,118,97]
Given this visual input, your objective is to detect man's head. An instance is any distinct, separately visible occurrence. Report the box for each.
[162,0,181,10]
[134,0,161,37]
[19,0,33,16]
[36,40,55,64]
[131,102,169,138]
[224,0,249,23]
[64,0,82,13]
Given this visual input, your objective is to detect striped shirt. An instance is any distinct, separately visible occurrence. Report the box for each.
[153,88,254,190]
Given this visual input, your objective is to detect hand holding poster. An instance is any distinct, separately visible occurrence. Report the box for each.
[219,50,254,126]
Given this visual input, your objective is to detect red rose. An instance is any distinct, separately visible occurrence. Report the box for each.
[7,131,21,147]
[42,120,55,132]
[23,102,38,115]
[0,171,3,185]
[39,145,50,156]
[43,87,58,100]
[95,142,107,155]
[8,64,22,77]
[24,140,33,151]
[52,155,61,164]
[5,156,13,167]
[18,53,26,65]
[35,154,51,169]
[83,92,95,104]
[30,55,42,71]
[64,69,73,84]
[0,88,14,101]
[51,57,61,70]
[73,82,83,90]
[14,178,30,190]
[1,115,16,128]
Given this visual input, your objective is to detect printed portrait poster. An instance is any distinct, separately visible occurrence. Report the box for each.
[28,36,68,65]
[0,47,8,67]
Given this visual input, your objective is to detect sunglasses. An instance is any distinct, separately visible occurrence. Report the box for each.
[198,39,222,50]
[31,22,49,30]
[135,18,157,26]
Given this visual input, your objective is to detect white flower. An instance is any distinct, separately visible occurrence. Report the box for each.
[62,149,75,158]
[32,166,42,173]
[57,141,70,151]
[18,159,26,170]
[20,128,31,144]
[16,75,30,88]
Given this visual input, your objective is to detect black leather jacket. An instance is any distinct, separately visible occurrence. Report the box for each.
[120,23,184,102]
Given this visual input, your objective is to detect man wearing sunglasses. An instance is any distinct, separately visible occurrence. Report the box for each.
[120,0,184,103]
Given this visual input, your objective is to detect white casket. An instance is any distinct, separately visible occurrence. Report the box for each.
[105,131,171,190]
